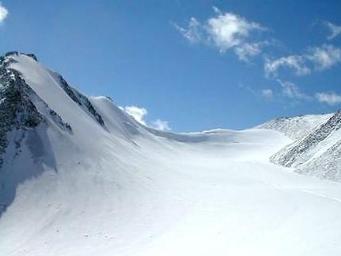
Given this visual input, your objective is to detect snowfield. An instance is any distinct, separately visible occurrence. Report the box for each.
[1,53,341,256]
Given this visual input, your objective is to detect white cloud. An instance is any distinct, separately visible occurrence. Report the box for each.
[151,119,171,131]
[325,21,341,40]
[265,44,341,77]
[261,89,273,99]
[205,10,265,53]
[122,105,171,131]
[0,2,8,23]
[272,81,341,106]
[265,55,310,77]
[315,92,341,105]
[277,79,310,100]
[122,106,148,125]
[234,42,263,61]
[175,7,266,61]
[306,44,341,70]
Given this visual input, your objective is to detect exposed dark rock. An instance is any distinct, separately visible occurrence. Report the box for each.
[24,53,38,61]
[0,56,43,168]
[56,74,105,127]
[49,109,72,132]
[4,51,19,58]
[4,52,38,62]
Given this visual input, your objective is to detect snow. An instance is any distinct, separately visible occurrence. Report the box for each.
[1,53,341,256]
[258,113,332,140]
[270,111,341,181]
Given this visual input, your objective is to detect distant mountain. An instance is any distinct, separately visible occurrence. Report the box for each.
[260,111,341,181]
[257,113,332,140]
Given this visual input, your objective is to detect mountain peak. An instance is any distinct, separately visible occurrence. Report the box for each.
[4,51,38,62]
[0,53,43,168]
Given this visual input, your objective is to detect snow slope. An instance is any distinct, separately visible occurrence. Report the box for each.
[268,112,341,181]
[257,113,332,140]
[1,53,341,256]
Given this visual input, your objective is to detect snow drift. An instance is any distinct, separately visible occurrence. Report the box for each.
[1,52,341,256]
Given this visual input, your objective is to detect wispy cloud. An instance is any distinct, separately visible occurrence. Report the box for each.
[324,21,341,40]
[270,80,341,106]
[174,17,202,43]
[315,92,341,105]
[121,105,171,131]
[235,42,265,62]
[175,7,267,61]
[306,44,341,70]
[151,119,171,131]
[277,79,310,100]
[265,44,341,77]
[261,89,273,100]
[0,2,8,23]
[265,55,310,77]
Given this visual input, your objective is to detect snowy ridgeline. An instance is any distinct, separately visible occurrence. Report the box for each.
[257,114,333,140]
[259,112,341,181]
[1,52,341,256]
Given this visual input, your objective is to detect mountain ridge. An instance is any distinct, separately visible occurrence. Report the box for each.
[268,111,341,181]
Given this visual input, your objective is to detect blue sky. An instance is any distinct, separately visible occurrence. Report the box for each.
[0,0,341,131]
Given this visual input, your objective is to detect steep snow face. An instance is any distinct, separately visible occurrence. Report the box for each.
[1,53,341,256]
[298,140,341,180]
[0,53,75,213]
[271,112,341,180]
[270,112,341,181]
[258,114,332,140]
[272,112,341,166]
[0,52,148,215]
[259,112,341,181]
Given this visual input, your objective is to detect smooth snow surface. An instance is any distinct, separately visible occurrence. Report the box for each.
[1,54,341,256]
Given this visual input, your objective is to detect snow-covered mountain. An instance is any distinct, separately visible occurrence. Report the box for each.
[259,112,341,181]
[1,52,341,256]
[257,113,332,140]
